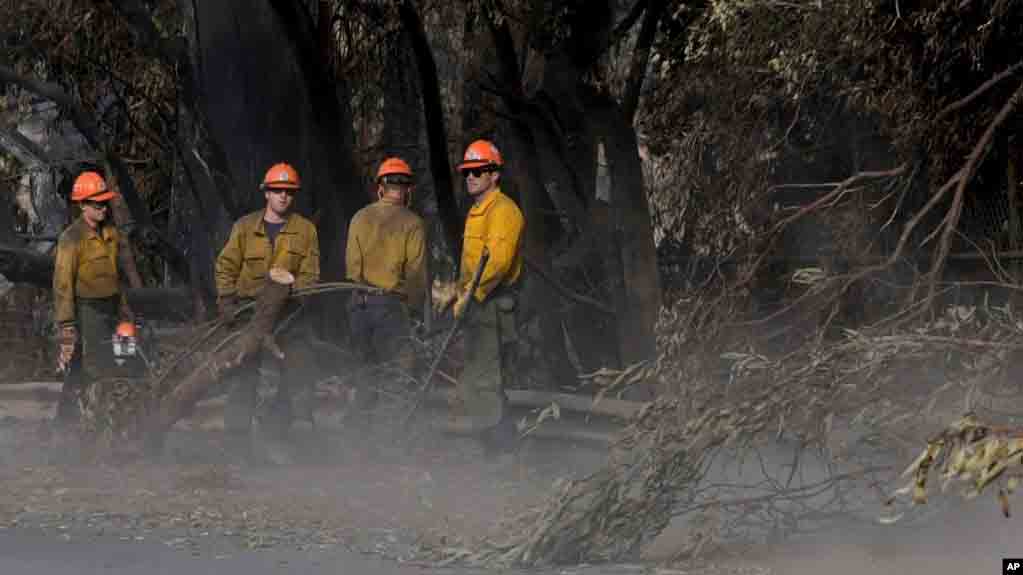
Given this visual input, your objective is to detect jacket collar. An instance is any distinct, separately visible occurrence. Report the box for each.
[468,186,502,216]
[75,216,116,241]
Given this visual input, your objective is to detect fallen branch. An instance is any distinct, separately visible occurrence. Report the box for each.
[145,268,294,446]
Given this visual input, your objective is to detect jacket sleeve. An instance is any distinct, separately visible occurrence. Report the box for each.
[404,221,427,310]
[52,237,79,327]
[472,204,524,301]
[295,223,320,289]
[215,221,244,298]
[344,214,364,283]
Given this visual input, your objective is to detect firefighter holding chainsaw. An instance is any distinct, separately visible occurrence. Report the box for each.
[346,157,427,398]
[52,171,137,426]
[434,140,524,454]
[215,163,320,457]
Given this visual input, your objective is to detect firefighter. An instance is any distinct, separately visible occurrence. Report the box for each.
[214,163,320,456]
[435,140,524,453]
[345,157,427,407]
[52,171,135,426]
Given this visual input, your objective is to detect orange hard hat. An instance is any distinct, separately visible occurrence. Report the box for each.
[71,171,117,202]
[376,157,414,184]
[115,321,136,338]
[457,140,503,171]
[261,163,301,190]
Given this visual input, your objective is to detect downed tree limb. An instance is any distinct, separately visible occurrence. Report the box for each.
[145,268,294,445]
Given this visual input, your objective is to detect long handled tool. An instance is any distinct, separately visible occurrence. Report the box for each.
[403,247,490,429]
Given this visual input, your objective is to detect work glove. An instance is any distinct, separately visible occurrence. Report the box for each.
[431,279,458,315]
[56,324,77,374]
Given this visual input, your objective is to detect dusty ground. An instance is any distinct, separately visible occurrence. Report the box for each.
[0,386,1018,575]
[0,415,602,557]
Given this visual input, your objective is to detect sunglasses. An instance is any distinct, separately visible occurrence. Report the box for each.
[267,188,297,196]
[83,200,109,210]
[461,166,497,178]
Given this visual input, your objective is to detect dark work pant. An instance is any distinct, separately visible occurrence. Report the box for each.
[58,296,118,424]
[348,296,412,366]
[459,291,518,439]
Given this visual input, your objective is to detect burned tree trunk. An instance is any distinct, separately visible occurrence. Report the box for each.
[399,0,461,257]
[146,269,294,444]
[0,243,55,285]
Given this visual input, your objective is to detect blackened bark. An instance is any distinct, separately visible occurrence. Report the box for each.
[399,0,462,259]
[194,1,363,287]
[0,190,14,245]
[503,121,579,388]
[0,243,52,285]
[622,0,665,122]
[591,94,660,364]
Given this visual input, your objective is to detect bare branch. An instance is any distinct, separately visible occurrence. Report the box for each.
[927,82,1023,299]
[524,255,615,315]
[933,61,1023,123]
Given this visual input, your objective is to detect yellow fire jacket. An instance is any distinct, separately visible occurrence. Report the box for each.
[52,217,122,327]
[345,199,427,310]
[215,210,320,300]
[459,188,524,302]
